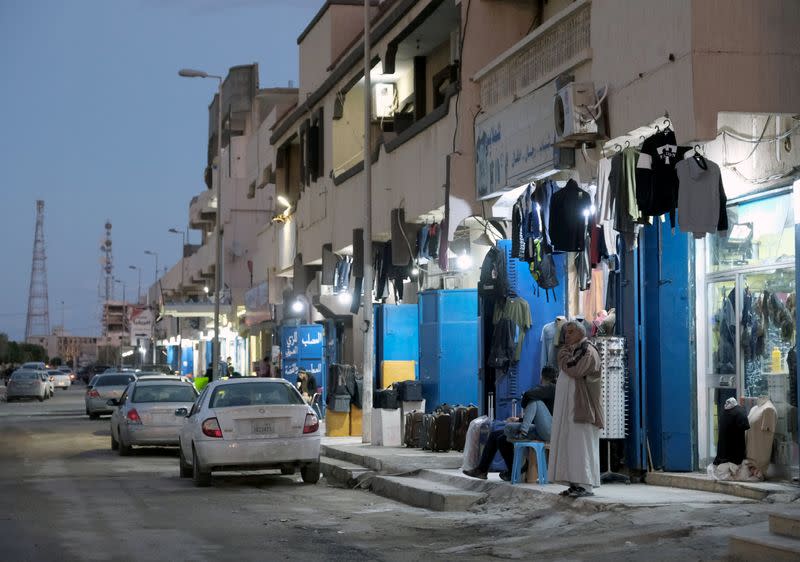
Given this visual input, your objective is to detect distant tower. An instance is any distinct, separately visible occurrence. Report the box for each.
[25,200,50,339]
[101,221,113,302]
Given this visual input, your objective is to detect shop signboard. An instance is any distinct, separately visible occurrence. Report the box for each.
[280,326,299,362]
[129,306,154,347]
[243,281,272,326]
[298,324,324,360]
[475,81,558,200]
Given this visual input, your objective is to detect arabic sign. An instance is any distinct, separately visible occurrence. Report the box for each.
[281,326,299,361]
[475,81,557,199]
[298,325,324,360]
[128,306,154,346]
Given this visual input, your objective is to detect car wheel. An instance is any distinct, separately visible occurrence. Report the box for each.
[110,429,119,451]
[118,436,132,456]
[89,413,99,420]
[179,443,192,478]
[38,395,44,402]
[192,447,211,487]
[281,466,296,475]
[300,462,321,484]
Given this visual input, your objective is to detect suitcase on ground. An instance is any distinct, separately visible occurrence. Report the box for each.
[404,410,424,448]
[393,380,423,402]
[374,388,399,409]
[421,413,433,450]
[452,405,479,451]
[427,411,451,452]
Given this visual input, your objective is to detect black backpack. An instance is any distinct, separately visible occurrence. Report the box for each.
[479,247,509,300]
[530,238,559,302]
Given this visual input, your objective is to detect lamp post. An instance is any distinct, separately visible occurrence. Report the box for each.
[168,228,187,290]
[179,67,224,382]
[144,250,159,286]
[361,0,374,442]
[129,265,142,304]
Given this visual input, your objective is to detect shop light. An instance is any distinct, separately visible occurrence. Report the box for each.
[203,286,209,294]
[121,350,134,358]
[411,266,420,276]
[337,292,352,305]
[277,195,291,209]
[138,346,147,355]
[291,300,304,313]
[456,252,473,271]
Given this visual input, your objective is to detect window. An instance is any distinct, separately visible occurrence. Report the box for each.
[708,190,794,273]
[209,382,304,408]
[95,374,136,386]
[133,384,197,403]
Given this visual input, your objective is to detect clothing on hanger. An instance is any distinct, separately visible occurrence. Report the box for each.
[548,179,592,252]
[634,129,690,228]
[493,297,532,361]
[676,156,728,238]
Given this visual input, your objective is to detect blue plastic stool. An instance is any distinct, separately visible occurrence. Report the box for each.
[510,441,548,485]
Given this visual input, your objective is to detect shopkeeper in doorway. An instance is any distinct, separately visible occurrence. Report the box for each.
[548,321,604,498]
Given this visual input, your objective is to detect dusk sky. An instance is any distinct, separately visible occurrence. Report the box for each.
[0,0,322,340]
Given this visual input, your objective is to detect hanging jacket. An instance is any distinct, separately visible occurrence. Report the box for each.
[676,156,727,238]
[548,179,592,252]
[488,318,515,372]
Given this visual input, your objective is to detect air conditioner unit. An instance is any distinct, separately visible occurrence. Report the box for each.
[372,83,396,119]
[554,82,599,146]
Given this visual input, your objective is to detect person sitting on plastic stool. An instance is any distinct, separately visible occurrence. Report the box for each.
[463,367,556,481]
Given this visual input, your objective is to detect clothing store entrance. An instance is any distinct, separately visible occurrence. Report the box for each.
[702,188,797,477]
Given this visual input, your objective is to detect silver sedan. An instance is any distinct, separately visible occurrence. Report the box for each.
[177,378,321,487]
[6,370,48,402]
[85,373,137,419]
[109,379,198,455]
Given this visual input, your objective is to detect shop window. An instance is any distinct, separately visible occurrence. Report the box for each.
[707,190,794,273]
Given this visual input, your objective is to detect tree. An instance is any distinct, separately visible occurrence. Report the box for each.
[50,357,63,367]
[0,332,8,362]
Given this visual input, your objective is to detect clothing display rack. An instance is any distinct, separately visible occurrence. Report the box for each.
[594,336,630,484]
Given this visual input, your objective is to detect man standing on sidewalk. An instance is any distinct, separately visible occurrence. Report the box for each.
[463,367,556,480]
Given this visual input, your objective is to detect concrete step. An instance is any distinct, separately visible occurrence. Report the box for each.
[367,474,486,512]
[729,522,800,561]
[320,444,381,471]
[320,443,463,473]
[647,471,770,501]
[770,512,800,540]
[319,456,371,487]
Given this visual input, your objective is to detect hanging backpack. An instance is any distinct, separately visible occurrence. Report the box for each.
[530,238,559,302]
[478,246,509,300]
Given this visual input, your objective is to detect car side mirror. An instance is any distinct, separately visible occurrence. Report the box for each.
[107,399,119,407]
[174,407,189,417]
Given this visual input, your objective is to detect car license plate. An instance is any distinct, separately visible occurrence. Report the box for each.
[252,421,274,435]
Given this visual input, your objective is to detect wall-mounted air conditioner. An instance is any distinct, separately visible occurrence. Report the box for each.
[372,83,396,119]
[554,82,600,146]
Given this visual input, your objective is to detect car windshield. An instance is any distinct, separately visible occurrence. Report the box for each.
[95,374,136,386]
[48,371,62,376]
[132,384,196,403]
[12,372,39,381]
[209,382,304,408]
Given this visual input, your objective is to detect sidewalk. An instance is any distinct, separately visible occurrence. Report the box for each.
[320,437,800,511]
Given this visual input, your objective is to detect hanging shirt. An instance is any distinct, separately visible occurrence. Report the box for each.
[635,129,690,227]
[493,297,532,361]
[548,179,592,252]
[533,179,557,247]
[676,156,728,238]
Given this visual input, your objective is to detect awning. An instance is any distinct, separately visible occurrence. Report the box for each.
[161,303,232,319]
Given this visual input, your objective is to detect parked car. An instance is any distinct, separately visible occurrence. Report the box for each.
[42,371,55,397]
[81,364,111,384]
[85,373,137,419]
[21,362,46,371]
[139,364,176,376]
[109,379,198,455]
[6,370,48,402]
[57,366,77,384]
[49,369,71,390]
[177,378,321,487]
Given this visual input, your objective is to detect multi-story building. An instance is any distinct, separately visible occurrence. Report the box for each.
[27,328,99,368]
[152,64,297,377]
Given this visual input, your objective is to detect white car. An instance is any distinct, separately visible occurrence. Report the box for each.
[49,369,71,390]
[177,378,321,487]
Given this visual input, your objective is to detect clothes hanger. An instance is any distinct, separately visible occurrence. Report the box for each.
[692,144,708,170]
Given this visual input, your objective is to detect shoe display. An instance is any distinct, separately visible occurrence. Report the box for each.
[462,468,488,480]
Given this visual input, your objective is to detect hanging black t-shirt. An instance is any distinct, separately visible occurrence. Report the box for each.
[635,130,690,226]
[548,179,591,252]
[713,405,750,465]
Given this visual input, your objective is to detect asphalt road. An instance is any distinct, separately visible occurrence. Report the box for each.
[0,384,788,562]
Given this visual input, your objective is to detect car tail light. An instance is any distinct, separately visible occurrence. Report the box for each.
[88,389,100,398]
[303,413,319,434]
[202,417,223,438]
[126,408,142,424]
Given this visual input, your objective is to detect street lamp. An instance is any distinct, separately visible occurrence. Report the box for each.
[168,228,187,289]
[129,265,142,303]
[144,250,159,286]
[179,66,224,382]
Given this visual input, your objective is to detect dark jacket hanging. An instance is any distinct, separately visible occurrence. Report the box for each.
[548,179,592,252]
